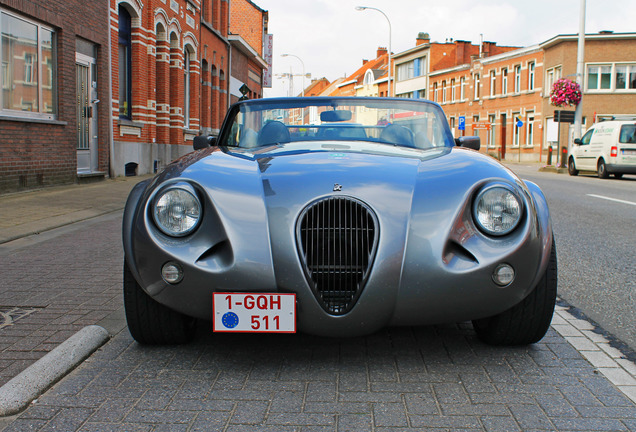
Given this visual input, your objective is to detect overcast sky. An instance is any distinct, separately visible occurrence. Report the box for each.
[254,0,636,97]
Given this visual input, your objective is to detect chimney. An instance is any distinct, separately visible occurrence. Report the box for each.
[362,59,369,65]
[455,40,471,65]
[416,32,430,46]
[377,46,387,58]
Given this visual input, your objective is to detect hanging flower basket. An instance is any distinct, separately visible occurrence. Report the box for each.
[550,78,582,107]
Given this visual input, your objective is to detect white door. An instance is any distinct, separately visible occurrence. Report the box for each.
[76,53,98,173]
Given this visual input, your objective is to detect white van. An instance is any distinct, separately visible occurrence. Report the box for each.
[569,120,636,179]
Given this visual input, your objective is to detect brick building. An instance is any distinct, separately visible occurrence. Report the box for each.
[0,0,111,193]
[111,0,227,177]
[228,0,267,103]
[331,47,389,97]
[391,32,636,162]
[541,32,636,157]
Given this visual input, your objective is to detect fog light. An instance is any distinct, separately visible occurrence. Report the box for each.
[161,262,183,284]
[492,263,515,286]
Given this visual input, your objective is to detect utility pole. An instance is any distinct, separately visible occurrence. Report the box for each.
[573,0,586,145]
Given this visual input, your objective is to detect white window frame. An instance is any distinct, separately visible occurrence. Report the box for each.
[545,66,562,96]
[528,61,535,91]
[441,80,447,103]
[501,68,508,96]
[586,62,636,93]
[512,113,521,148]
[490,70,496,97]
[473,73,480,100]
[514,65,521,93]
[525,112,534,147]
[460,76,466,100]
[450,78,456,102]
[0,8,57,119]
[488,114,496,148]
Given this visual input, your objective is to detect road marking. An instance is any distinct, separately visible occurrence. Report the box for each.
[587,194,636,206]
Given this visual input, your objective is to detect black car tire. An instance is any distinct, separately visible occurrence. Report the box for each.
[472,238,557,345]
[568,158,579,176]
[124,261,196,345]
[597,159,609,179]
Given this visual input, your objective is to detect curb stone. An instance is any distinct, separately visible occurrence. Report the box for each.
[0,325,109,417]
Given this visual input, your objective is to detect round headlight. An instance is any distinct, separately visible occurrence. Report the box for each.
[473,185,522,236]
[153,187,201,237]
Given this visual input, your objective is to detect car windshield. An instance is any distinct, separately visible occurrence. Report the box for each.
[219,97,455,150]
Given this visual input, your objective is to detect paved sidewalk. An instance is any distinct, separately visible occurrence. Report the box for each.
[0,175,151,245]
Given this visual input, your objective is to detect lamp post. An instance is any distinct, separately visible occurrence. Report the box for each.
[281,53,306,97]
[355,6,392,97]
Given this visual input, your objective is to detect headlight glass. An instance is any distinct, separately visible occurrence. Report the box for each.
[473,185,522,236]
[153,187,201,237]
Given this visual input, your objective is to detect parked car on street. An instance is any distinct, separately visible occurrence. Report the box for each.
[122,97,557,346]
[569,119,636,178]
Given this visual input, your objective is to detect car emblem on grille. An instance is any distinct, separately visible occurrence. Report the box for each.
[333,183,342,191]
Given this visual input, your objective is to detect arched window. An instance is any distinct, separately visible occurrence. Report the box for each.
[118,6,132,119]
[184,48,190,127]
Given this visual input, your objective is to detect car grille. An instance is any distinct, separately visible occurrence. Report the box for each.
[297,196,378,315]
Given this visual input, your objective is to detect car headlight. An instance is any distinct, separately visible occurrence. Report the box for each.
[153,186,201,237]
[473,184,523,236]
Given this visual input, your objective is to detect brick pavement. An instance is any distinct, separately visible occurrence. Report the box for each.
[0,175,635,430]
[3,320,636,431]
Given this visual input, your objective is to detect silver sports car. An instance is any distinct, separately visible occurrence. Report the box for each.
[122,97,556,345]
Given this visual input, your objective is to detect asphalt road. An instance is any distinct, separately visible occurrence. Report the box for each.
[508,165,636,352]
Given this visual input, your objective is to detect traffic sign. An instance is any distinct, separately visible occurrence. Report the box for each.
[458,116,465,131]
[516,117,523,128]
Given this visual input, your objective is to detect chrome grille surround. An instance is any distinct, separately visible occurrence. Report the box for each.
[296,196,379,315]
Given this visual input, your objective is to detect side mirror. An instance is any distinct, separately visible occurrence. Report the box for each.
[454,136,480,151]
[193,135,216,150]
[573,138,582,145]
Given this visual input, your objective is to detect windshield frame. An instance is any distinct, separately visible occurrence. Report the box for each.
[217,97,455,151]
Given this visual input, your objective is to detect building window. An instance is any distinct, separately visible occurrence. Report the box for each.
[364,70,374,85]
[490,70,496,97]
[501,68,508,96]
[615,64,636,90]
[433,82,438,102]
[512,113,521,147]
[1,9,57,118]
[528,61,535,91]
[473,73,480,100]
[118,6,132,119]
[450,78,455,102]
[546,66,561,93]
[460,76,466,100]
[514,65,521,93]
[418,89,426,99]
[587,65,611,90]
[396,56,426,82]
[488,114,496,148]
[184,48,190,127]
[441,80,446,103]
[587,63,636,92]
[526,112,534,147]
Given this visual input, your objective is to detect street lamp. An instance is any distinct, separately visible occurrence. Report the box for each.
[355,6,392,97]
[281,53,306,97]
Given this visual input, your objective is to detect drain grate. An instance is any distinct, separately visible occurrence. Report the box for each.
[0,307,38,329]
